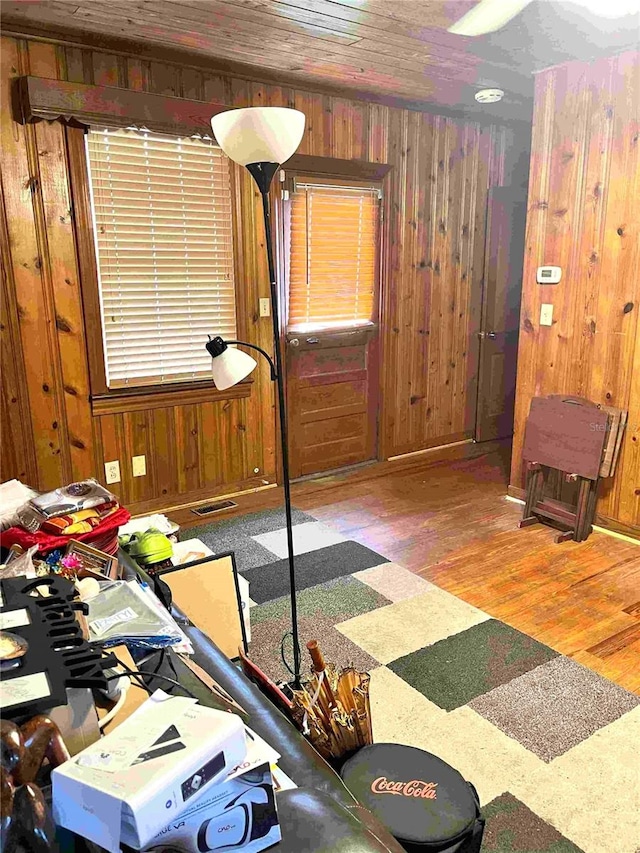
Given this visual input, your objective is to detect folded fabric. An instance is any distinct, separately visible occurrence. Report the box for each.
[40,502,120,536]
[27,479,116,519]
[1,507,130,556]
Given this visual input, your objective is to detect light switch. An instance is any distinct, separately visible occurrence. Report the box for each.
[132,455,146,477]
[259,298,271,317]
[540,304,554,326]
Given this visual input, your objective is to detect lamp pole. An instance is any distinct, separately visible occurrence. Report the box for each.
[246,162,301,690]
[209,108,306,690]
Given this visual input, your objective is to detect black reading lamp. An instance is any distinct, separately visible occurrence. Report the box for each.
[206,107,306,689]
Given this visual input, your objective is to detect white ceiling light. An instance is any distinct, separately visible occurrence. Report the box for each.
[449,0,532,35]
[475,88,505,103]
[449,0,639,35]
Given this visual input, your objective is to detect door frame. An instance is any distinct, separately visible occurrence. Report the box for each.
[273,155,392,477]
[474,185,527,443]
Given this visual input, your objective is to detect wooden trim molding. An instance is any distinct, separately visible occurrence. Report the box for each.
[65,124,108,394]
[91,380,252,415]
[594,515,640,541]
[284,154,392,182]
[2,24,534,126]
[16,75,230,135]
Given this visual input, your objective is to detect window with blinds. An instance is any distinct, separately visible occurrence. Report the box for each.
[288,182,380,330]
[86,128,236,388]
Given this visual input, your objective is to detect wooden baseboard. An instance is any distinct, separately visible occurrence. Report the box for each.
[292,438,510,498]
[164,439,510,527]
[507,484,639,542]
[388,437,473,461]
[594,515,640,542]
[507,485,525,501]
[130,479,276,518]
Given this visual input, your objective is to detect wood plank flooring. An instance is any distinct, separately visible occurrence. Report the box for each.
[175,448,640,693]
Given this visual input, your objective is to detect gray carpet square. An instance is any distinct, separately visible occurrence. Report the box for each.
[469,655,640,762]
[180,508,315,570]
[249,575,391,683]
[244,540,390,604]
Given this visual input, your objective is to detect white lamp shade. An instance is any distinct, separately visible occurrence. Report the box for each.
[211,347,257,390]
[211,107,305,166]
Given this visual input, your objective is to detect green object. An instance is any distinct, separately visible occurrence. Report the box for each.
[481,793,585,852]
[388,619,558,711]
[119,528,173,566]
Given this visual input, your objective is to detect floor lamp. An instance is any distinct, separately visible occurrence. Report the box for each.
[206,107,306,689]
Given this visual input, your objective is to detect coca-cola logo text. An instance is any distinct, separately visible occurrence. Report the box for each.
[371,777,438,799]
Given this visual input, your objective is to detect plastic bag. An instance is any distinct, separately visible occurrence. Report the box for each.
[0,480,39,531]
[0,545,38,580]
[85,579,186,650]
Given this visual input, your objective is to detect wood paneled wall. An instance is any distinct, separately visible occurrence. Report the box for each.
[510,50,640,532]
[1,32,522,512]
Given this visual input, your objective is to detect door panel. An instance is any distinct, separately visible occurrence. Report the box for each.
[296,344,366,375]
[286,327,378,478]
[299,381,367,421]
[303,412,367,444]
[298,435,368,477]
[475,187,526,442]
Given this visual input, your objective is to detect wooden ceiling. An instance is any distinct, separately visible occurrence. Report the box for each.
[2,1,638,123]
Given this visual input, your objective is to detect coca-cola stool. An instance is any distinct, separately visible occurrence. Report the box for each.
[340,744,484,853]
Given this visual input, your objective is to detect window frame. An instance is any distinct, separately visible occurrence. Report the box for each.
[285,174,383,333]
[67,125,251,405]
[279,156,391,336]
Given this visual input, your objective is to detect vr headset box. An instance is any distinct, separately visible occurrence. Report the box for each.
[52,692,247,852]
[142,732,281,852]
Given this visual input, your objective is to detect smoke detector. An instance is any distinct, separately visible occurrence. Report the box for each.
[474,88,505,104]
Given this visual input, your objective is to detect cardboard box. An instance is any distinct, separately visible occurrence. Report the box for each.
[52,692,247,852]
[143,732,281,852]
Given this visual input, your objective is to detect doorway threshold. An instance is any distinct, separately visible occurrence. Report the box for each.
[388,438,473,462]
[291,459,378,484]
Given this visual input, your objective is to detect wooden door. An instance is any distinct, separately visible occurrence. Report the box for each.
[286,326,378,478]
[281,175,382,479]
[475,186,527,442]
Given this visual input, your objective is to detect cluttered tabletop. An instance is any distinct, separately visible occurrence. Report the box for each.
[0,477,296,853]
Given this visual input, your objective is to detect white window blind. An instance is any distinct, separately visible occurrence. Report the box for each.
[288,182,379,330]
[86,128,236,388]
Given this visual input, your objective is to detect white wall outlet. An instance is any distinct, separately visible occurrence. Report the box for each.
[540,303,554,326]
[104,460,121,484]
[259,298,271,317]
[132,455,146,477]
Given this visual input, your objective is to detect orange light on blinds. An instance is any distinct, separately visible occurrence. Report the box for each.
[288,183,379,329]
[86,128,236,388]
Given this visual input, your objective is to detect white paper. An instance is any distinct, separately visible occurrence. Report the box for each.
[242,726,280,767]
[119,514,177,537]
[271,764,298,792]
[170,538,214,566]
[0,608,30,630]
[76,693,197,773]
[0,671,50,709]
